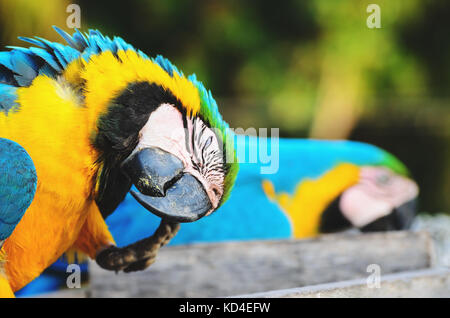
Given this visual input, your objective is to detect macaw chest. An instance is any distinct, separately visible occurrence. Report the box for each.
[2,180,93,291]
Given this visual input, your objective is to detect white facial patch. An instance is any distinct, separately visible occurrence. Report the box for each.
[133,103,191,166]
[133,103,225,210]
[340,166,419,227]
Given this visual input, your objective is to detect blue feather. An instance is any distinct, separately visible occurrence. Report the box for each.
[52,27,79,51]
[0,84,19,113]
[0,51,14,70]
[153,55,182,77]
[17,36,46,48]
[0,138,37,242]
[28,47,62,72]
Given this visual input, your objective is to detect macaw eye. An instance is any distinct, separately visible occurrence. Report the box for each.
[204,136,213,149]
[376,174,390,185]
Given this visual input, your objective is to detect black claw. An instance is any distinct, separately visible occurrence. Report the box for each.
[123,258,154,273]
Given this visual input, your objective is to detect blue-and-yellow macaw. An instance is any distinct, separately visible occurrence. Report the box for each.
[0,27,238,297]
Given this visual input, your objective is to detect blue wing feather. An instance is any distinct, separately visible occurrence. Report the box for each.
[0,138,37,243]
[0,84,19,113]
[0,26,209,112]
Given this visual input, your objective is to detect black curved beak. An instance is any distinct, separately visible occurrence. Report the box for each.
[361,197,418,232]
[320,195,419,233]
[122,147,212,222]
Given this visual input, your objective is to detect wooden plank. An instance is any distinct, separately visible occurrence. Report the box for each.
[89,231,433,297]
[235,268,450,298]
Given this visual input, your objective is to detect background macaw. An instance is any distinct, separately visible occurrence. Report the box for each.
[0,27,238,297]
[107,135,418,246]
[16,135,419,296]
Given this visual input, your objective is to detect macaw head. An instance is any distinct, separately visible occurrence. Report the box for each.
[41,28,240,223]
[320,166,419,233]
[92,78,239,223]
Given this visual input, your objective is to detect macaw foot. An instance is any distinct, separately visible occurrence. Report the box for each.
[95,219,180,273]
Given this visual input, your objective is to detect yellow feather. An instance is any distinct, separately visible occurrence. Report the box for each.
[0,274,14,298]
[63,249,88,264]
[263,163,360,239]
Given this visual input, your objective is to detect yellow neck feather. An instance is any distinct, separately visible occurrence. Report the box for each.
[263,163,360,239]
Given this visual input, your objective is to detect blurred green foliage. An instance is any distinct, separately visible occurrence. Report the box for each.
[0,0,449,211]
